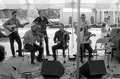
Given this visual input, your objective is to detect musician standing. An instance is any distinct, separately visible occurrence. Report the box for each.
[3,11,28,57]
[33,10,51,56]
[74,14,95,63]
[52,23,70,61]
[23,23,43,64]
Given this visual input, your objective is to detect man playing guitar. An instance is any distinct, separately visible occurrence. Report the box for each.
[3,11,29,57]
[33,10,51,56]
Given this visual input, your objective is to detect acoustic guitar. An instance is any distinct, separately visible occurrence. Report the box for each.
[4,22,29,36]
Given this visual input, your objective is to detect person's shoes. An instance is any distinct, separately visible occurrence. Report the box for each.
[13,55,16,57]
[89,58,91,61]
[47,54,52,56]
[53,58,57,61]
[18,55,24,57]
[90,55,94,59]
[31,61,35,65]
[37,59,42,62]
[63,60,66,64]
[93,50,97,53]
[88,55,93,61]
[80,60,84,64]
[63,55,66,58]
[42,58,48,61]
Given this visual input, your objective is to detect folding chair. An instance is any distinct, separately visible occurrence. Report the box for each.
[111,45,116,61]
[16,46,39,64]
[16,48,31,63]
[94,38,110,59]
[15,37,31,63]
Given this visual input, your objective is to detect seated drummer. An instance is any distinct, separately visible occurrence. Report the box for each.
[23,23,43,64]
[52,23,70,61]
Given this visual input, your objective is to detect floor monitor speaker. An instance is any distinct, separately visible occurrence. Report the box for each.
[41,60,65,78]
[79,60,107,78]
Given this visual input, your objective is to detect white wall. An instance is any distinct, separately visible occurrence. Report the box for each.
[60,9,120,24]
[60,9,95,24]
[104,11,114,24]
[98,10,120,24]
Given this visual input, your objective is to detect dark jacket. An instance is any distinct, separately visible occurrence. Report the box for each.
[53,30,70,45]
[33,16,49,30]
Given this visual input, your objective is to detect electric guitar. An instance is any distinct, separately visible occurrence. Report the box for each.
[4,22,29,36]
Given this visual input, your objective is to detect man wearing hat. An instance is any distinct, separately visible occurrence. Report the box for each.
[23,23,43,64]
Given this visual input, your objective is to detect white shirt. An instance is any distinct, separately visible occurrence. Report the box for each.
[75,19,91,44]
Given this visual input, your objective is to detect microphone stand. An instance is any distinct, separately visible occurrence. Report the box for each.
[39,34,48,61]
[62,31,67,64]
[62,30,71,64]
[35,31,48,62]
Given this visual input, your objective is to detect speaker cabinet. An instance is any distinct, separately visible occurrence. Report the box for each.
[41,60,65,78]
[79,60,107,78]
